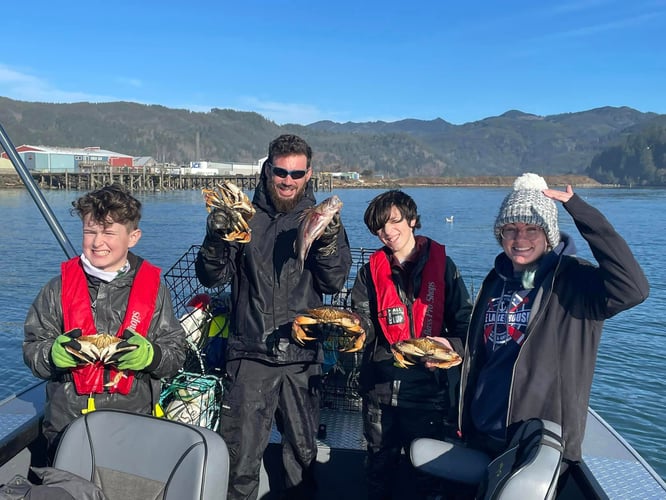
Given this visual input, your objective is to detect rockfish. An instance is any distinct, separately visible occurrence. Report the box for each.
[296,195,343,272]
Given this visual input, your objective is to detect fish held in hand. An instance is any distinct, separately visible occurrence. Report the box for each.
[295,195,343,271]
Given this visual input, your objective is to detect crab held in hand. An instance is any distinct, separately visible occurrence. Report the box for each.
[203,181,256,243]
[65,333,137,365]
[292,306,366,353]
[391,337,462,369]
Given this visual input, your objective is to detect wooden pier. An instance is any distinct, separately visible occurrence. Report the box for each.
[31,171,332,192]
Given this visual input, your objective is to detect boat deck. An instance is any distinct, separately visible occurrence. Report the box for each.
[582,409,666,499]
[260,406,666,499]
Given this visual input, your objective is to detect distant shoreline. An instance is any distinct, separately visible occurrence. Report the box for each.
[332,175,606,189]
[0,171,629,191]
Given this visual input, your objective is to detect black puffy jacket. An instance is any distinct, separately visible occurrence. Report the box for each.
[23,252,186,446]
[195,174,352,365]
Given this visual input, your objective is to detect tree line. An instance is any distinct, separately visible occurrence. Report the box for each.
[587,123,666,186]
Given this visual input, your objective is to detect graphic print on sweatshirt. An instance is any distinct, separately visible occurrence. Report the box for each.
[483,289,532,351]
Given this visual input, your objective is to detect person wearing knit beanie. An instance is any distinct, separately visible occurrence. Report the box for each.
[426,173,649,490]
[494,173,561,249]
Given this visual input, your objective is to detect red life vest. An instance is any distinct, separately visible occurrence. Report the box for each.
[61,257,161,395]
[369,237,446,344]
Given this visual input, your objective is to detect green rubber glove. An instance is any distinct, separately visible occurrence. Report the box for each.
[116,330,155,371]
[51,332,81,369]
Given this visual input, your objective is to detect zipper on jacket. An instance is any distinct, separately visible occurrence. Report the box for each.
[504,257,560,431]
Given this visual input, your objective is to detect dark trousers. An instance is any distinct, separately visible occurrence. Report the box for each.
[220,359,321,500]
[363,397,450,500]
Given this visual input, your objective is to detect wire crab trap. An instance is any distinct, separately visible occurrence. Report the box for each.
[318,248,374,412]
[159,372,223,431]
[321,348,363,412]
[164,245,230,375]
[322,247,375,307]
[164,245,227,317]
[321,308,363,411]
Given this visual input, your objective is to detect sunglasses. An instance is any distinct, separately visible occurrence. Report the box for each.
[269,163,309,180]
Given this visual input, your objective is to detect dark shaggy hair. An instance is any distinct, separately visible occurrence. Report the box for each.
[267,134,313,169]
[364,190,421,235]
[71,183,142,230]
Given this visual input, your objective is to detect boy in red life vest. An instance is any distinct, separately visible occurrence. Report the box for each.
[23,184,186,461]
[350,190,473,500]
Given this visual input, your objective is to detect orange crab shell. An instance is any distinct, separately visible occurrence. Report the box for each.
[291,307,366,353]
[202,181,256,243]
[391,337,462,369]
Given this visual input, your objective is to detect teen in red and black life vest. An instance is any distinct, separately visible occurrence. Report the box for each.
[23,185,186,461]
[350,190,472,500]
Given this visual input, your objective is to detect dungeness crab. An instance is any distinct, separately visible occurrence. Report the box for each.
[203,181,256,243]
[292,306,366,353]
[391,337,462,369]
[65,333,136,364]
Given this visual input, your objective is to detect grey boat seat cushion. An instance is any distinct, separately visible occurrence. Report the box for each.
[410,438,491,485]
[53,409,229,500]
[410,419,564,500]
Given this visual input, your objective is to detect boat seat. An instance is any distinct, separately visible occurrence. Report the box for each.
[53,409,229,500]
[410,418,564,500]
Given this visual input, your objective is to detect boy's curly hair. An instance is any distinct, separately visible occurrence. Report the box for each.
[71,183,142,230]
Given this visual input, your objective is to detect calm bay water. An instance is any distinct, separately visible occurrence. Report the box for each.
[1,186,664,479]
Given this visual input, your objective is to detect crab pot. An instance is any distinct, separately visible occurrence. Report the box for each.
[163,245,227,319]
[159,372,223,431]
[321,349,363,412]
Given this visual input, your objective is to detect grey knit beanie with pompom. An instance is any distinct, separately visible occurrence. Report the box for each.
[494,173,560,248]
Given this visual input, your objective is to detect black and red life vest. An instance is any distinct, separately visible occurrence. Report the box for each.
[61,257,160,395]
[369,237,446,344]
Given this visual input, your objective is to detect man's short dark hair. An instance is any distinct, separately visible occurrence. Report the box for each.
[268,134,313,169]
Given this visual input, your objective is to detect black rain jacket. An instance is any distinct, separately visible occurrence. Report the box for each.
[195,173,352,365]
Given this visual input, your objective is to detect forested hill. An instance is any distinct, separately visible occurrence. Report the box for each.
[1,96,664,184]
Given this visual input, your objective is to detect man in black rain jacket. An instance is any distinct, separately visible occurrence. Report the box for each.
[196,134,352,500]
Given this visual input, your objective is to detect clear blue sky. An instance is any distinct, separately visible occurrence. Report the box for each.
[1,0,664,125]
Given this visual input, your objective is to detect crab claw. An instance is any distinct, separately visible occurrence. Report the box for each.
[391,349,416,369]
[103,331,139,365]
[292,323,319,346]
[340,332,366,353]
[65,341,101,365]
[104,371,128,388]
[423,356,463,370]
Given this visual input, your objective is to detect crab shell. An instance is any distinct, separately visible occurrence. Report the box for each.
[391,337,462,369]
[202,181,256,243]
[291,306,366,353]
[65,333,136,365]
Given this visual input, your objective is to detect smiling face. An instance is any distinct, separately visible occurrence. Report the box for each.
[267,153,312,212]
[81,215,141,272]
[500,222,548,271]
[376,205,417,262]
